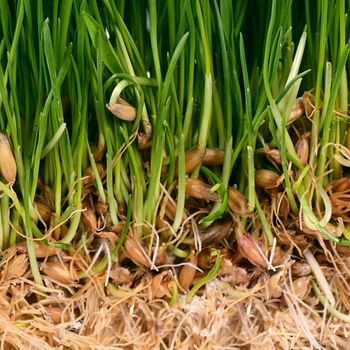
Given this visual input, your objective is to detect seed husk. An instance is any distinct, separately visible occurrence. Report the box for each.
[178,252,198,291]
[82,198,97,233]
[163,197,188,222]
[268,271,284,299]
[295,132,310,166]
[45,306,71,324]
[271,246,292,266]
[2,254,28,280]
[107,222,125,235]
[41,260,78,284]
[199,219,232,247]
[109,265,132,286]
[91,143,106,162]
[202,148,225,166]
[97,231,118,247]
[266,148,282,165]
[255,169,281,189]
[95,197,108,215]
[35,201,52,223]
[291,261,312,277]
[185,178,218,201]
[123,236,151,268]
[291,276,311,300]
[288,97,305,125]
[275,192,290,221]
[156,217,172,239]
[228,187,249,216]
[137,119,152,150]
[137,131,152,150]
[155,245,168,266]
[82,163,106,185]
[237,234,268,268]
[106,97,136,121]
[198,248,216,269]
[181,145,206,174]
[303,91,315,118]
[37,179,55,210]
[0,133,17,185]
[15,241,58,258]
[151,270,173,298]
[219,258,249,285]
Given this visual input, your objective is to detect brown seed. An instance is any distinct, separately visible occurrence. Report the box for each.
[109,265,132,286]
[106,97,136,121]
[291,261,312,277]
[35,201,52,223]
[228,187,248,216]
[3,254,28,280]
[155,246,168,266]
[15,241,57,258]
[271,246,292,266]
[237,234,267,268]
[268,271,284,299]
[278,231,308,249]
[137,132,151,149]
[82,163,106,185]
[185,178,218,201]
[265,148,282,165]
[303,91,315,118]
[288,97,305,125]
[0,133,16,185]
[178,252,198,291]
[60,224,68,239]
[275,192,290,221]
[255,169,281,189]
[151,270,173,298]
[82,198,97,233]
[295,132,310,166]
[97,231,118,247]
[199,219,233,247]
[163,199,176,221]
[156,217,172,239]
[198,248,216,269]
[181,145,206,174]
[41,260,78,284]
[219,258,249,285]
[202,148,225,166]
[123,236,151,268]
[291,276,311,300]
[138,120,152,150]
[45,306,71,324]
[91,143,106,162]
[107,222,125,235]
[163,197,188,222]
[95,197,108,215]
[37,179,55,210]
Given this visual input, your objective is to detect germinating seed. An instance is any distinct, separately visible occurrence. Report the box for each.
[255,169,281,189]
[178,252,198,291]
[185,178,219,201]
[0,133,16,185]
[106,97,136,121]
[182,145,205,174]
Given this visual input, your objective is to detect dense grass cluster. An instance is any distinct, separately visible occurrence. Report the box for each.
[0,0,350,348]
